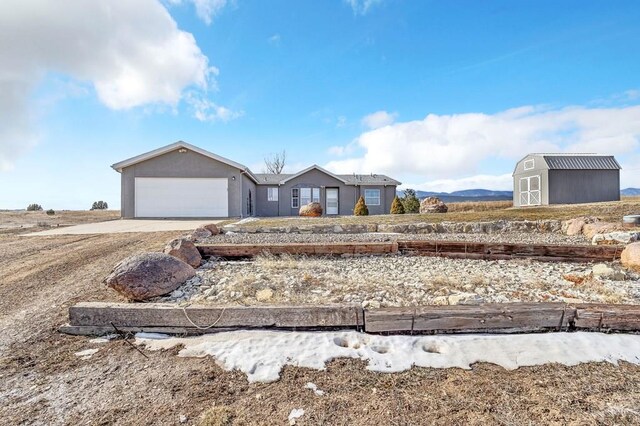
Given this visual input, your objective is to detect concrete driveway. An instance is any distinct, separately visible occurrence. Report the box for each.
[24,219,225,236]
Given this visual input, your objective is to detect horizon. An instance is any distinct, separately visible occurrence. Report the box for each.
[1,0,640,210]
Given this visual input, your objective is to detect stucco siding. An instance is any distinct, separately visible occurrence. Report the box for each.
[548,169,620,204]
[120,148,243,218]
[277,169,357,216]
[241,175,256,217]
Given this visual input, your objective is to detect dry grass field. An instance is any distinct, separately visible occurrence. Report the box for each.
[1,209,640,424]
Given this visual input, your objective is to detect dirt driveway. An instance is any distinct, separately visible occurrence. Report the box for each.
[24,219,224,236]
[1,229,640,424]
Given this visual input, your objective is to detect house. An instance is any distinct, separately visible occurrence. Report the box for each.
[513,153,621,207]
[111,141,401,218]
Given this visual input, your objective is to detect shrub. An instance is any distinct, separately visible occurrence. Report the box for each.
[353,196,369,216]
[390,195,405,214]
[91,201,108,210]
[401,189,420,213]
[46,209,55,215]
[27,203,43,211]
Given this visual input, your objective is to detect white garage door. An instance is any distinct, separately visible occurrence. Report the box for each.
[135,177,228,218]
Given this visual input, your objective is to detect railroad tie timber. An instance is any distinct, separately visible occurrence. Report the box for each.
[60,302,640,336]
[195,241,621,262]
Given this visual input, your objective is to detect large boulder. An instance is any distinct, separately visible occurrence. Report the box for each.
[562,216,599,235]
[583,222,625,240]
[621,242,640,272]
[299,202,323,217]
[420,197,448,214]
[104,252,195,300]
[164,238,202,268]
[592,231,640,246]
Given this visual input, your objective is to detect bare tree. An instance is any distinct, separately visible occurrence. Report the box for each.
[264,150,286,174]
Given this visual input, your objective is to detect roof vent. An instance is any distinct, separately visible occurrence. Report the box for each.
[178,148,187,153]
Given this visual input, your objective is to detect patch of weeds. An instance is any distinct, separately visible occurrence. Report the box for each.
[198,404,235,426]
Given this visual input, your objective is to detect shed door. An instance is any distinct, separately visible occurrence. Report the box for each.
[519,175,541,206]
[135,177,228,217]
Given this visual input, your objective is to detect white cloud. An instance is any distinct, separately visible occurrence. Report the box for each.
[326,104,640,189]
[168,0,228,25]
[268,34,281,45]
[186,92,244,122]
[0,0,237,171]
[403,174,514,193]
[345,0,384,15]
[361,110,397,129]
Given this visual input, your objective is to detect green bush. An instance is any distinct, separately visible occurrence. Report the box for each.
[27,203,43,211]
[91,201,108,210]
[390,195,405,214]
[46,209,55,216]
[353,196,369,216]
[401,189,420,213]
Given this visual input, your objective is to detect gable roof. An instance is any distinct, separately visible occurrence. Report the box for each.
[279,164,349,184]
[542,155,621,170]
[254,170,401,186]
[111,141,259,183]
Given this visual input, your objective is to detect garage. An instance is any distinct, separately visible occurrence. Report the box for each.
[135,177,228,218]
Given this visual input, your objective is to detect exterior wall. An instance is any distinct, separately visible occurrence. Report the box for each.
[548,170,620,205]
[355,185,395,215]
[120,148,243,218]
[256,185,280,217]
[513,155,550,207]
[241,174,256,217]
[276,169,358,216]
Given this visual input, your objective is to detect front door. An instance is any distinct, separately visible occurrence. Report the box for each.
[519,175,541,206]
[326,188,339,215]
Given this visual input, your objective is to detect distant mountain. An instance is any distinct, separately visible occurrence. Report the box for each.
[621,188,640,196]
[397,188,513,202]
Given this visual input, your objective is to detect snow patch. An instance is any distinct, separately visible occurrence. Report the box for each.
[135,330,640,383]
[305,382,325,396]
[288,408,305,424]
[89,334,117,344]
[74,348,99,360]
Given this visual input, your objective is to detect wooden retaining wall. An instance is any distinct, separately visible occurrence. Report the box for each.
[61,302,640,336]
[196,241,622,262]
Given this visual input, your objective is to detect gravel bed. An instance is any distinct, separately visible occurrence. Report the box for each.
[202,232,590,246]
[157,255,640,307]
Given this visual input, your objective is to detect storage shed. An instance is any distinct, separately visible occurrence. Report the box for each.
[513,154,621,207]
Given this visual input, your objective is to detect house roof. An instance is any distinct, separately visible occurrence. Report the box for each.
[542,155,621,170]
[254,169,401,186]
[111,141,259,183]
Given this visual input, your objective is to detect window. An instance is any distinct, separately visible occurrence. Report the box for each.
[524,159,534,170]
[364,189,380,206]
[267,187,278,201]
[294,187,320,208]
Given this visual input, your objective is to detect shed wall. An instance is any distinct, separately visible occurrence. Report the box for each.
[548,170,620,204]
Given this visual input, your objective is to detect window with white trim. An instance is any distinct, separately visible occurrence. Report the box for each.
[293,187,320,208]
[267,187,278,201]
[364,189,381,206]
[523,159,535,170]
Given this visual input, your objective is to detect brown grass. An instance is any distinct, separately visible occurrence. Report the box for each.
[446,200,513,212]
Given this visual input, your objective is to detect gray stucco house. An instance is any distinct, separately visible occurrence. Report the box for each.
[513,153,621,207]
[111,141,401,218]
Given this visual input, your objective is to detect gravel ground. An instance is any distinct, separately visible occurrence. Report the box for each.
[203,231,590,245]
[158,254,640,307]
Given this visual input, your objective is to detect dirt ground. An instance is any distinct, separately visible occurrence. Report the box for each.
[2,212,640,425]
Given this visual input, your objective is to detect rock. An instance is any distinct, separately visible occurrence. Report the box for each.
[164,238,202,268]
[420,197,448,213]
[432,296,449,305]
[362,300,381,309]
[299,202,323,217]
[592,231,640,246]
[591,263,615,278]
[256,288,274,301]
[104,252,195,301]
[447,292,484,305]
[621,242,640,272]
[179,414,188,424]
[203,223,220,235]
[583,222,624,240]
[188,226,213,242]
[565,219,586,236]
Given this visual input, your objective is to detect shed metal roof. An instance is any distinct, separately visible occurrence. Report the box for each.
[543,155,621,170]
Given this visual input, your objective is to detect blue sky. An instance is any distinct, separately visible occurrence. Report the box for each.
[1,0,640,209]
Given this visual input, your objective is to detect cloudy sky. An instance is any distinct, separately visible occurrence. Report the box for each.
[1,0,640,209]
